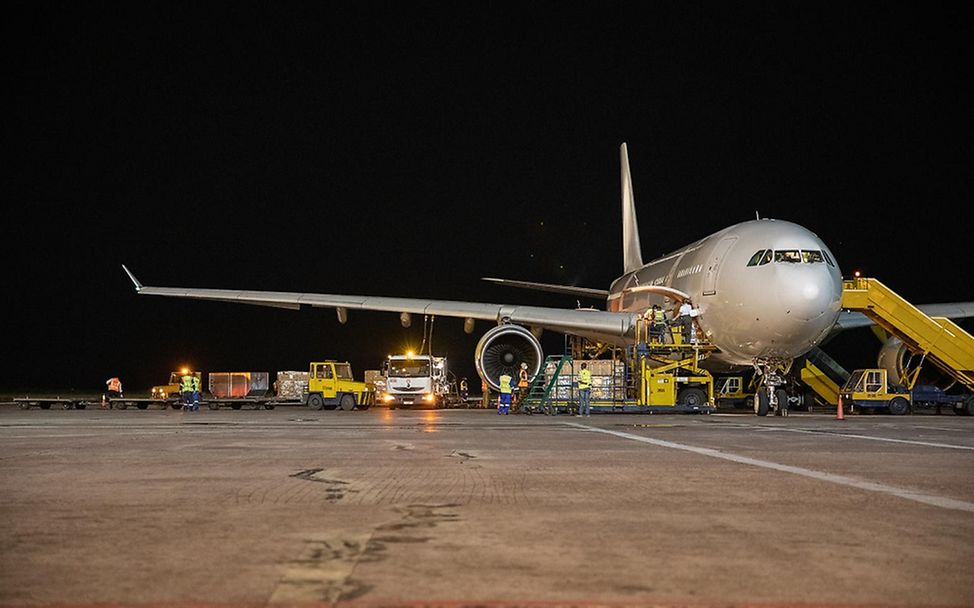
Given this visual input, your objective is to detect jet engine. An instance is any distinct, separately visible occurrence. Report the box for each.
[877,336,947,387]
[475,324,544,392]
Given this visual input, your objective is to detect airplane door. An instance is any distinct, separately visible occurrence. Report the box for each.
[703,237,738,296]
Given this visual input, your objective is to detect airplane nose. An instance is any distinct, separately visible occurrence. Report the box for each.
[777,267,841,323]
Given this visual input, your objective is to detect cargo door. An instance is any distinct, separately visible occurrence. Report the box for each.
[703,237,738,296]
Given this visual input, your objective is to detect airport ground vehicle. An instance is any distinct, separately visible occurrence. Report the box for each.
[378,353,458,408]
[838,368,974,415]
[305,360,373,411]
[714,375,753,408]
[151,370,202,406]
[15,362,372,411]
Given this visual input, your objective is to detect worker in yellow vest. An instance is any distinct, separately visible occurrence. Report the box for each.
[650,305,667,343]
[576,362,592,417]
[498,372,513,415]
[191,374,201,411]
[180,373,196,412]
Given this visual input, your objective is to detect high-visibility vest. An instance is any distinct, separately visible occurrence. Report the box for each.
[499,374,513,394]
[107,377,121,392]
[192,376,201,391]
[578,369,592,390]
[180,375,195,392]
[518,369,529,387]
[653,309,666,324]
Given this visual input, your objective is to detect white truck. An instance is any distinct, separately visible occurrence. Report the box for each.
[379,353,457,409]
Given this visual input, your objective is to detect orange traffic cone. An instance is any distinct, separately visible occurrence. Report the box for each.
[836,395,844,420]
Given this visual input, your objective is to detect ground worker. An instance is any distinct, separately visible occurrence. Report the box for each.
[498,372,514,415]
[104,376,122,409]
[650,304,666,343]
[678,299,696,343]
[191,374,201,411]
[459,378,469,402]
[515,362,530,410]
[180,372,196,412]
[576,362,592,417]
[481,379,489,408]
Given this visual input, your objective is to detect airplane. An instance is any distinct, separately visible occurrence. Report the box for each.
[122,143,974,415]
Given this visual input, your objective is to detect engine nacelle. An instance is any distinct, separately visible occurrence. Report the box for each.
[877,336,948,387]
[475,324,543,392]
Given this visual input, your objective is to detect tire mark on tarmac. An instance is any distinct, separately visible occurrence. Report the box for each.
[268,504,461,604]
[571,423,974,513]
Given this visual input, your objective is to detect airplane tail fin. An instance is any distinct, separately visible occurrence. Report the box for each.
[620,143,643,274]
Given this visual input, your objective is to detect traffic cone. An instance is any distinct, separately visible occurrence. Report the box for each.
[836,395,844,420]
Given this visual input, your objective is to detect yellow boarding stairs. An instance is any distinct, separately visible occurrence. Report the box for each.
[841,277,974,392]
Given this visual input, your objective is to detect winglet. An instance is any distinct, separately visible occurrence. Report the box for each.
[121,264,143,292]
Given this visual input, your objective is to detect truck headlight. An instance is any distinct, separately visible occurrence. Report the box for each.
[383,394,395,402]
[423,393,434,402]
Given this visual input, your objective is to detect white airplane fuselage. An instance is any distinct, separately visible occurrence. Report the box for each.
[606,218,843,370]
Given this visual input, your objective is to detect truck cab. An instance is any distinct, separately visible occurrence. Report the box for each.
[380,353,453,408]
[305,361,372,411]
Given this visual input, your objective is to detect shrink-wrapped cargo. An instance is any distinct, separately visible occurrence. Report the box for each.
[274,371,309,400]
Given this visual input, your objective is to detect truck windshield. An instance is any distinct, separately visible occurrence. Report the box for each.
[334,364,354,380]
[388,360,431,377]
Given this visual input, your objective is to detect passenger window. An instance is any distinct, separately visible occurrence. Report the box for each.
[774,250,801,263]
[759,250,773,265]
[802,250,824,264]
[747,250,766,267]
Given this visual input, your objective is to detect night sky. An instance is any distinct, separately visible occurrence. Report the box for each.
[7,3,972,393]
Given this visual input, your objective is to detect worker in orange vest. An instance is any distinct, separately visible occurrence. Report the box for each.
[105,377,122,408]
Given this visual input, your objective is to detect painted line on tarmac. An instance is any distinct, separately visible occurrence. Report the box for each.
[766,427,974,451]
[570,423,974,513]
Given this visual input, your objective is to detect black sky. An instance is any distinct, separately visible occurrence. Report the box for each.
[6,2,972,392]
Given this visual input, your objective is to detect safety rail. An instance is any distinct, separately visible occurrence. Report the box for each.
[841,277,974,392]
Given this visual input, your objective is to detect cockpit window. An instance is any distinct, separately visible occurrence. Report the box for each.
[760,250,772,265]
[822,250,835,267]
[774,250,801,263]
[747,250,766,267]
[801,250,824,264]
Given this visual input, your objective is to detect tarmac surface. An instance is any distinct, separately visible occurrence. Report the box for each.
[1,405,973,608]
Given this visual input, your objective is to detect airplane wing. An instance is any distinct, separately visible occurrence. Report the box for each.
[481,277,609,299]
[122,266,638,339]
[833,302,974,331]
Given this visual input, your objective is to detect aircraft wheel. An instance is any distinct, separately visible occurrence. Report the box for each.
[754,391,769,416]
[307,394,324,410]
[339,394,356,411]
[888,397,909,416]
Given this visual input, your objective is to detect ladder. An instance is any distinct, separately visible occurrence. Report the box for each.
[520,355,572,415]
